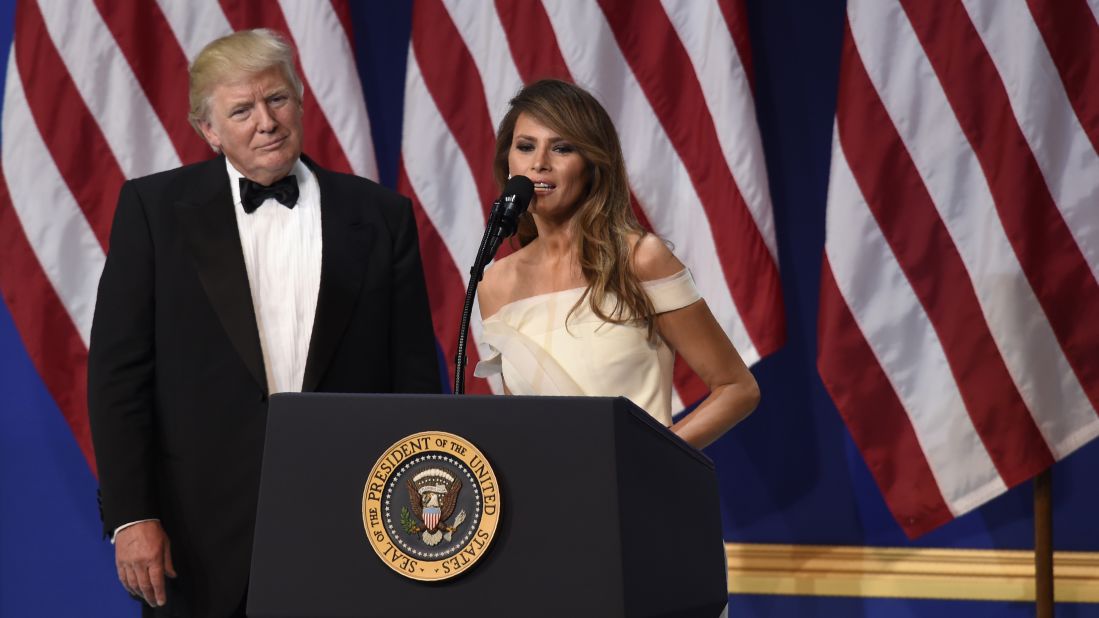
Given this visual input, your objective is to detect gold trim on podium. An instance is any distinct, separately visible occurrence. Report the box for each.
[726,543,1099,602]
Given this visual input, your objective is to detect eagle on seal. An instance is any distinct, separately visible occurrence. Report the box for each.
[407,469,464,545]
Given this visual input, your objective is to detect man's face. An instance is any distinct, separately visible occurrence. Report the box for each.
[199,66,303,186]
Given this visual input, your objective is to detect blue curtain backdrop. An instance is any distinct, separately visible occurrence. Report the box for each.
[1,1,1097,616]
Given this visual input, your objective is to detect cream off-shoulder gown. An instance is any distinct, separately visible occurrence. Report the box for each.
[475,269,701,426]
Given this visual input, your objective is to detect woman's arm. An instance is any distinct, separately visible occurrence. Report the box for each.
[633,235,760,449]
[657,301,760,449]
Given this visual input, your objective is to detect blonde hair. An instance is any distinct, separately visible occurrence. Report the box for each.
[493,79,657,337]
[187,28,304,135]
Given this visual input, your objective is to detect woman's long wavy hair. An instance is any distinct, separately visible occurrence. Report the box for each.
[493,79,657,337]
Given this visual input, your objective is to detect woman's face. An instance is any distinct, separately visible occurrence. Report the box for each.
[508,112,589,220]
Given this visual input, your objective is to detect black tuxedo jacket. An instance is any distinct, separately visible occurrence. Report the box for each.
[88,155,441,616]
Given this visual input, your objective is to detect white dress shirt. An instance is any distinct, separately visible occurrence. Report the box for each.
[227,157,323,395]
[113,158,322,541]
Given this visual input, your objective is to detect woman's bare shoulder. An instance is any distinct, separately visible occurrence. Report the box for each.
[479,246,533,318]
[482,246,529,288]
[629,232,685,281]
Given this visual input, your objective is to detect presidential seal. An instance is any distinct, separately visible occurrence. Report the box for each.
[362,431,500,581]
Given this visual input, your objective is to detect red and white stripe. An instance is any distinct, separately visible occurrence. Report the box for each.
[400,0,785,401]
[819,0,1099,538]
[423,509,439,531]
[0,0,375,474]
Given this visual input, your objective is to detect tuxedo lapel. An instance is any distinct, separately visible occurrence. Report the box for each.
[302,158,374,392]
[172,157,268,393]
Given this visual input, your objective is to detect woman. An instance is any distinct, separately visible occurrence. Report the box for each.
[475,79,759,450]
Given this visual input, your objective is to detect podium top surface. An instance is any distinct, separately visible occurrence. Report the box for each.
[267,392,714,470]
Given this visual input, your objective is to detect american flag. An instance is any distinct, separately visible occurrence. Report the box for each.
[0,0,781,482]
[819,0,1099,538]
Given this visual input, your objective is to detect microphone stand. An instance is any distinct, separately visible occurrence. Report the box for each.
[453,202,502,394]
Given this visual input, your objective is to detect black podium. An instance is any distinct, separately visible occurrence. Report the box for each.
[247,394,727,617]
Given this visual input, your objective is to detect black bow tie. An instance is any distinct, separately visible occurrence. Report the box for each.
[239,175,299,213]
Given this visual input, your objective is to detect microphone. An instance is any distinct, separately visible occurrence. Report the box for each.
[453,174,535,394]
[484,175,534,262]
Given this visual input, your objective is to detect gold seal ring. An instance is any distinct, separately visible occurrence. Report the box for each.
[362,431,501,581]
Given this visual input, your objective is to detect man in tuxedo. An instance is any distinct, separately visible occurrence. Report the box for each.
[87,29,440,616]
